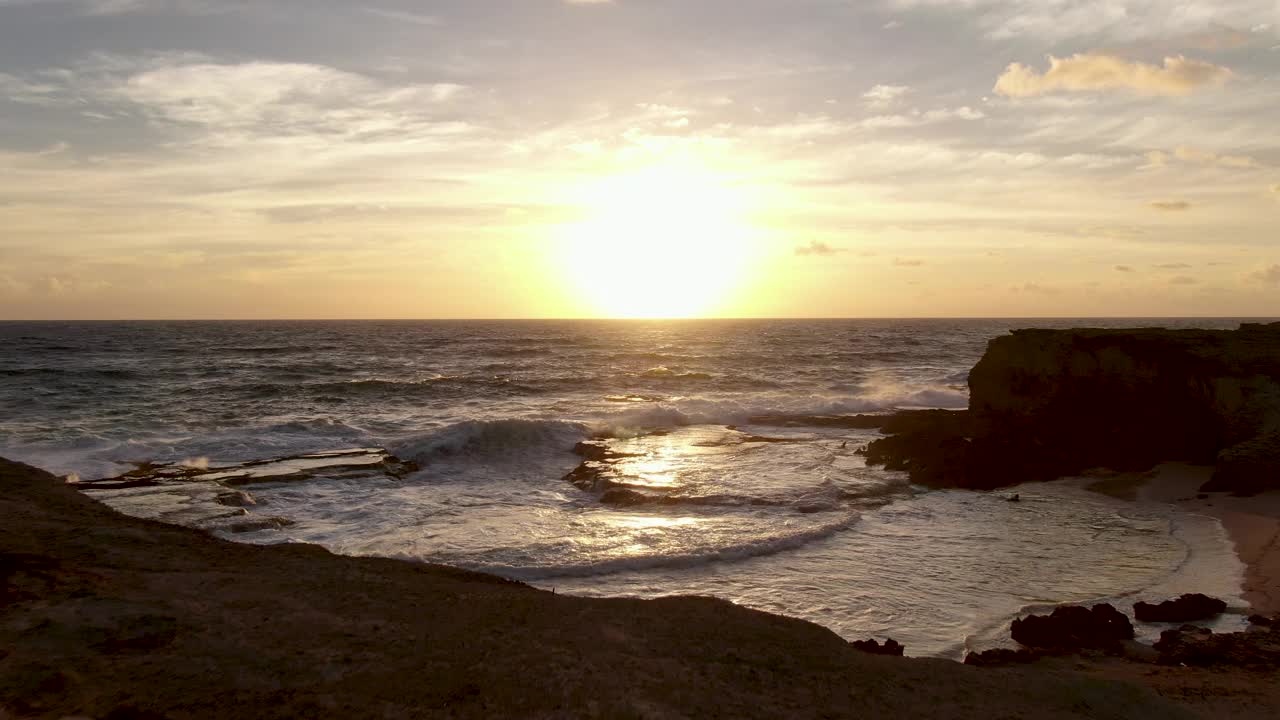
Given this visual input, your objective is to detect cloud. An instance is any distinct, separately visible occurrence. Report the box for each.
[0,72,64,105]
[1154,263,1193,269]
[363,8,439,26]
[893,257,925,267]
[858,106,985,129]
[863,84,911,108]
[0,0,233,16]
[795,241,845,256]
[1169,275,1198,285]
[1173,146,1259,168]
[1150,200,1192,211]
[1114,265,1135,272]
[994,54,1232,97]
[1249,265,1280,285]
[889,0,1280,43]
[112,61,463,130]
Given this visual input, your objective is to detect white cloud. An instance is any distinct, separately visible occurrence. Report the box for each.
[0,72,63,105]
[859,106,985,129]
[995,54,1232,97]
[889,0,1280,43]
[863,84,911,108]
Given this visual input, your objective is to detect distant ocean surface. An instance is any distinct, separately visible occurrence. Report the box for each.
[0,319,1267,656]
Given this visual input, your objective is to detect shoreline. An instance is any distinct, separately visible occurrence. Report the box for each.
[1,456,1208,719]
[1087,463,1280,616]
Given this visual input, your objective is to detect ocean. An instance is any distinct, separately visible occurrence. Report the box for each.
[0,318,1263,657]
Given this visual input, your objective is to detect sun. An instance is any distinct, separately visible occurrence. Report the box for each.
[558,165,759,319]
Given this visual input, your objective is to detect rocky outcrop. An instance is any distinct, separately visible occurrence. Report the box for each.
[1154,624,1280,668]
[864,322,1280,493]
[850,638,905,656]
[964,647,1059,667]
[1011,604,1134,650]
[1134,594,1228,623]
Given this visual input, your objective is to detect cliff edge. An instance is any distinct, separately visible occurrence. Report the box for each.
[865,322,1280,493]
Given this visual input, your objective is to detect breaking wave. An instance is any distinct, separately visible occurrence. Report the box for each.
[389,419,589,464]
[434,511,862,581]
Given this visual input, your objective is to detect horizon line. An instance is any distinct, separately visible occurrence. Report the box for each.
[2,316,1278,323]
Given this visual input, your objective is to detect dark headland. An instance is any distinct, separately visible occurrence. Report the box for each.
[5,322,1280,719]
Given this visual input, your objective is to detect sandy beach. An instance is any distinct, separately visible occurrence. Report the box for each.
[1089,463,1280,616]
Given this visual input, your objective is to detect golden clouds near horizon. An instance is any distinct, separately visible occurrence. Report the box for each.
[557,165,764,319]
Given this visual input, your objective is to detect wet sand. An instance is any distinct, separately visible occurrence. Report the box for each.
[1089,463,1280,616]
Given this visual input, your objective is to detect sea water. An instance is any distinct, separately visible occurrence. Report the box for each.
[0,318,1261,656]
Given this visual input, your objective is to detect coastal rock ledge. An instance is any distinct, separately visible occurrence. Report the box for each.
[865,322,1280,493]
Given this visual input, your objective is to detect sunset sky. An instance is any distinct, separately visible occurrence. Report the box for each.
[1,0,1277,319]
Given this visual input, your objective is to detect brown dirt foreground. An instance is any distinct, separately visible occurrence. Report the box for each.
[0,458,1250,720]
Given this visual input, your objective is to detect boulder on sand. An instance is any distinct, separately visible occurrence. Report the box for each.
[1133,594,1227,623]
[1154,624,1280,667]
[1011,604,1134,649]
[850,638,905,656]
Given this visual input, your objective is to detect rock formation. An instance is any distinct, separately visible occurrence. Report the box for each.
[850,638,906,656]
[1133,594,1228,623]
[864,322,1280,493]
[1154,624,1280,668]
[1010,604,1135,650]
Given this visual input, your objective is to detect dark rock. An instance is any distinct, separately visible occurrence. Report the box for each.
[863,323,1280,492]
[227,517,294,534]
[1154,624,1280,667]
[215,490,257,508]
[747,414,890,430]
[1010,604,1134,649]
[600,488,653,506]
[3,661,75,713]
[1133,594,1227,623]
[98,614,180,652]
[1248,614,1276,627]
[573,440,613,461]
[1204,432,1280,496]
[850,638,904,656]
[964,647,1055,667]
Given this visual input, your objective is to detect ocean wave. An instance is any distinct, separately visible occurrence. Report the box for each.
[598,478,903,513]
[0,367,140,379]
[639,366,713,381]
[390,419,588,464]
[210,345,342,355]
[588,387,967,436]
[448,511,861,581]
[486,347,551,358]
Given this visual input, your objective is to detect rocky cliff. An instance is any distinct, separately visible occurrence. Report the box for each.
[865,322,1280,493]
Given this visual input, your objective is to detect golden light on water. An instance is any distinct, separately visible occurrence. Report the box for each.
[559,164,762,319]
